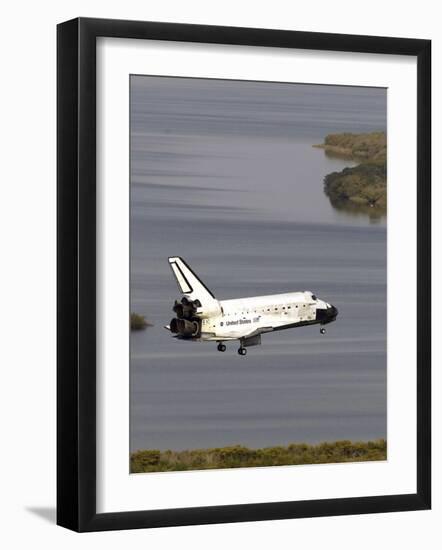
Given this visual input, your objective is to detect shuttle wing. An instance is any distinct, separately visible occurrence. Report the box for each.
[168,257,216,303]
[242,326,274,339]
[238,326,274,348]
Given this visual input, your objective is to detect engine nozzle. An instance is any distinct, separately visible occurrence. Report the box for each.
[169,317,199,337]
[173,298,196,319]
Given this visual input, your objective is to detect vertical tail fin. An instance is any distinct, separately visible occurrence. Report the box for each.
[168,257,216,303]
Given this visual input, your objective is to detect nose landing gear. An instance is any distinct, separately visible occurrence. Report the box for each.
[217,343,226,352]
[238,347,247,356]
[320,327,326,335]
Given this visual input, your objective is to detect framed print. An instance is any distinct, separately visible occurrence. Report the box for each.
[57,17,431,532]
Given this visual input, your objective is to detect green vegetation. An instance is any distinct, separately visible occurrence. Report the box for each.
[130,439,387,473]
[314,132,387,216]
[314,131,386,161]
[130,313,153,331]
[324,161,386,211]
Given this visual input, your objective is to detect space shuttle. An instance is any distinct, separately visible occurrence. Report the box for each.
[164,257,338,355]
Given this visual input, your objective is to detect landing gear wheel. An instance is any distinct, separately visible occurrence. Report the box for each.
[217,343,226,352]
[238,347,247,356]
[320,327,326,335]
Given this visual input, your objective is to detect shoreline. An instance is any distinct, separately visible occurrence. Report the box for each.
[312,142,361,159]
[131,439,387,473]
[313,132,387,215]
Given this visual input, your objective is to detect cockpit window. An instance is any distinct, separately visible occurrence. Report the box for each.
[311,294,317,301]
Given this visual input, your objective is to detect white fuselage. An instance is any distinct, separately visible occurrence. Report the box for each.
[198,291,327,341]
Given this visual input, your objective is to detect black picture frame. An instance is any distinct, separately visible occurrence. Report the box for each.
[57,17,431,532]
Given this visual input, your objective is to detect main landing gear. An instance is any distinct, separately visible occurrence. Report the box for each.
[320,327,327,335]
[216,342,247,355]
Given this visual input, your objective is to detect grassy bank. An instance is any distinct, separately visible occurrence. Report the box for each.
[314,132,387,215]
[314,131,386,161]
[131,439,387,473]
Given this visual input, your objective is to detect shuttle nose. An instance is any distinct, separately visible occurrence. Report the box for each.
[327,305,338,321]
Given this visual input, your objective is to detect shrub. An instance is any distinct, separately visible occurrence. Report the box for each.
[130,313,152,331]
[131,450,161,472]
